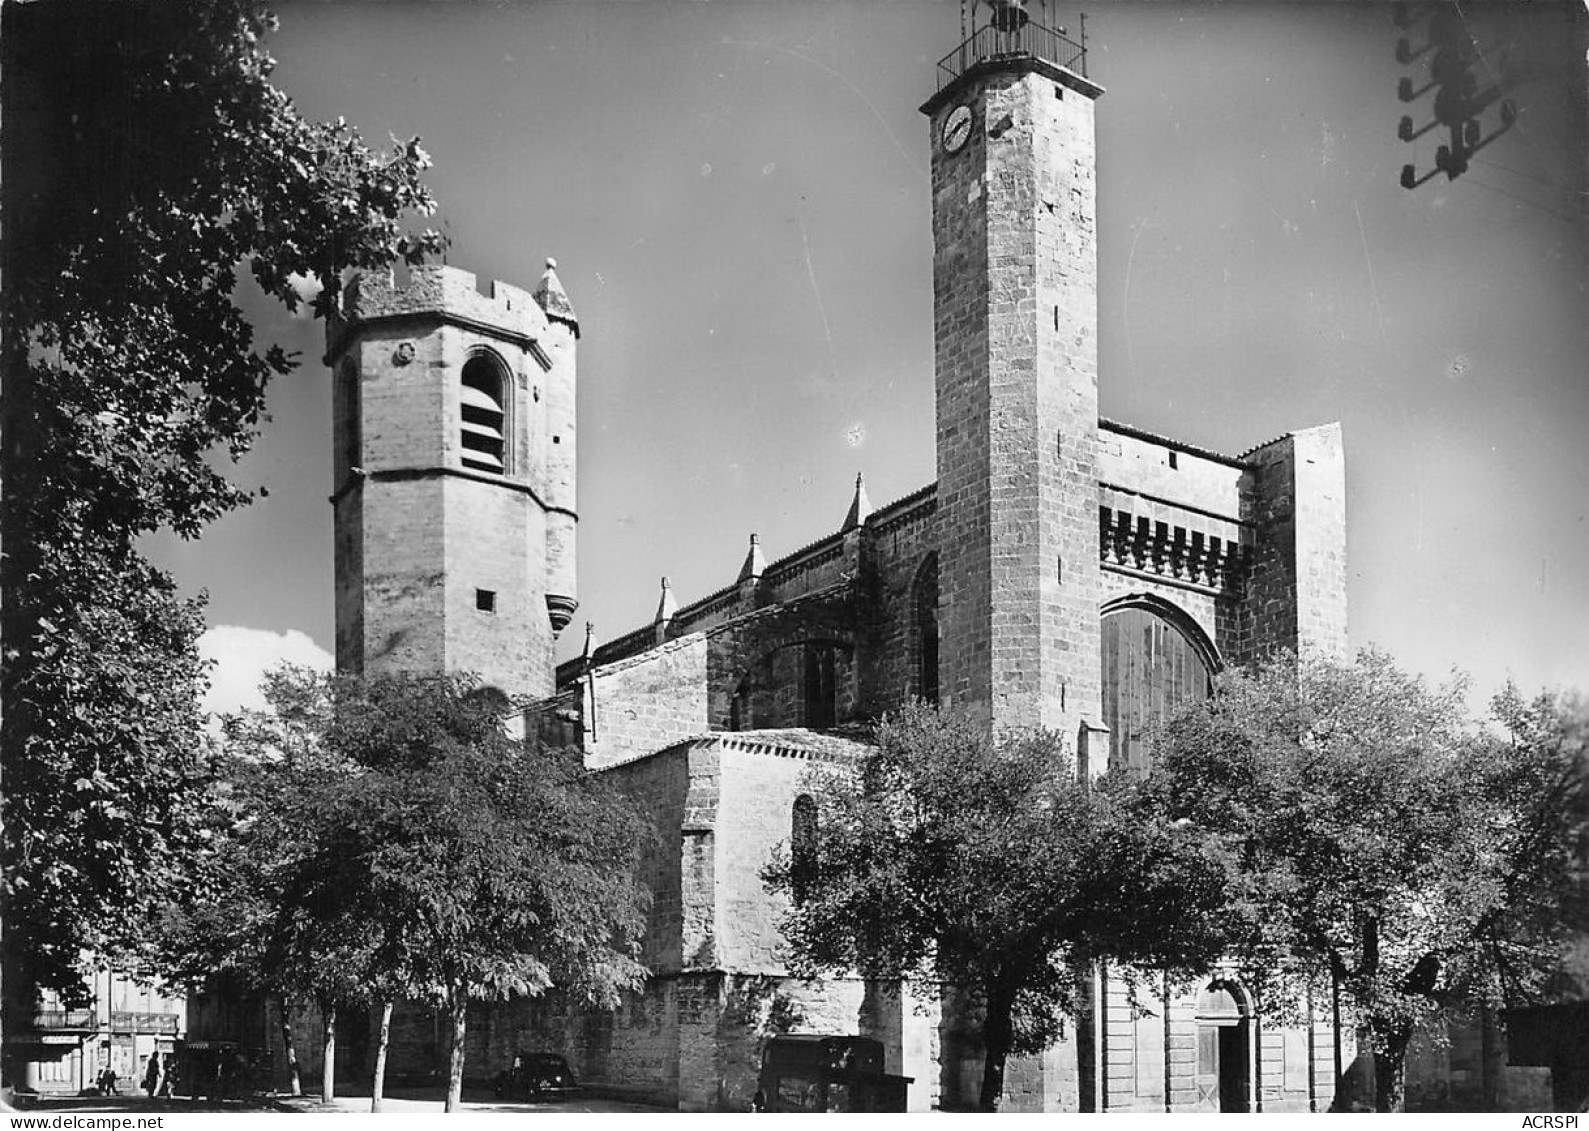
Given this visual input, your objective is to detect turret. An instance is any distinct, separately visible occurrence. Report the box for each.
[535,258,580,636]
[325,262,579,697]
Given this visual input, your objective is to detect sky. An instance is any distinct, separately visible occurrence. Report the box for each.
[143,0,1589,719]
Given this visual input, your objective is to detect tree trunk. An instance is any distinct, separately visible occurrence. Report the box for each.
[320,1001,336,1104]
[0,963,37,1102]
[446,989,468,1113]
[1372,1033,1411,1113]
[277,997,303,1097]
[978,987,1016,1113]
[978,1043,1009,1113]
[371,999,393,1113]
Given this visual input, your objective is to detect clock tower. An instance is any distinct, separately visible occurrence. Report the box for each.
[920,3,1104,740]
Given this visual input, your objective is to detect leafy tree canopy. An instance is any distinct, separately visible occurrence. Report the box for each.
[764,704,1229,1111]
[1139,649,1588,1112]
[0,0,445,1008]
[161,669,654,1112]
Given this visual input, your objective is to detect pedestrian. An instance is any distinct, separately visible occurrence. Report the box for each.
[142,1052,161,1098]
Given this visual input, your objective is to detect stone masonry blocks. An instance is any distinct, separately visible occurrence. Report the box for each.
[929,64,1102,739]
[1243,423,1348,663]
[328,265,575,698]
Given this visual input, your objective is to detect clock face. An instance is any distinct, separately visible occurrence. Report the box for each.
[942,104,973,154]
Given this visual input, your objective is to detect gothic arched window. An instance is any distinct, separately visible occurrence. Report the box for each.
[803,645,837,728]
[460,353,507,473]
[729,675,754,732]
[1100,598,1216,775]
[791,794,818,904]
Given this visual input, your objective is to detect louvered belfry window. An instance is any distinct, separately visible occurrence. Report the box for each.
[460,355,506,473]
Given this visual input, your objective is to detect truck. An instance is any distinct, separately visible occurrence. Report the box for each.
[751,1035,912,1113]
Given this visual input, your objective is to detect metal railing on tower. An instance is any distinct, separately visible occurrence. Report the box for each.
[935,0,1089,91]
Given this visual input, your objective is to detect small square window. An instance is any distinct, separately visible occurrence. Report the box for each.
[1168,451,1179,469]
[476,589,497,613]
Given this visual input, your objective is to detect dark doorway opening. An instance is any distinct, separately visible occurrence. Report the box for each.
[1193,981,1251,1113]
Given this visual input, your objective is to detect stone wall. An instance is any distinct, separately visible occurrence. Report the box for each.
[580,634,710,771]
[1095,973,1336,1114]
[1406,1013,1551,1112]
[476,734,945,1112]
[329,267,570,698]
[857,489,940,713]
[701,590,864,730]
[440,470,550,696]
[1243,424,1349,661]
[926,61,1103,737]
[606,745,691,974]
[1099,420,1247,517]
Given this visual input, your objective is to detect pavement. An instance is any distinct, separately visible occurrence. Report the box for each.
[13,1086,670,1115]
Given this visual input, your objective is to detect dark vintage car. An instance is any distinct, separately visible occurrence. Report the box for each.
[752,1035,911,1113]
[492,1052,579,1102]
[171,1038,261,1101]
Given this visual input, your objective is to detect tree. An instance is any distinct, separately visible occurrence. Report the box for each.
[763,704,1230,1112]
[0,0,445,1057]
[146,665,367,1101]
[1139,649,1587,1112]
[171,670,655,1112]
[1486,687,1589,997]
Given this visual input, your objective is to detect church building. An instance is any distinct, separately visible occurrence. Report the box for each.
[316,3,1353,1112]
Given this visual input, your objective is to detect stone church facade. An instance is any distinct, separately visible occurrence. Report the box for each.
[253,14,1371,1114]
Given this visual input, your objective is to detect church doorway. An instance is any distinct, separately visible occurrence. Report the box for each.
[1099,597,1217,775]
[1193,981,1252,1112]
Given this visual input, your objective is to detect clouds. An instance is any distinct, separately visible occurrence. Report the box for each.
[198,625,332,718]
[287,272,323,318]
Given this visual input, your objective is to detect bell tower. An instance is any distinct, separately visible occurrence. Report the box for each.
[921,1,1103,737]
[326,261,579,698]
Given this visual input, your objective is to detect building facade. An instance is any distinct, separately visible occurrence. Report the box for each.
[247,8,1372,1114]
[13,973,184,1096]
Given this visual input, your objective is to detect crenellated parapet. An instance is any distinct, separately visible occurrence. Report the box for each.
[335,264,558,359]
[1099,485,1254,596]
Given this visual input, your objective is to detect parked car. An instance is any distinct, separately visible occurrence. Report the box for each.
[492,1052,579,1102]
[171,1039,258,1101]
[751,1035,911,1113]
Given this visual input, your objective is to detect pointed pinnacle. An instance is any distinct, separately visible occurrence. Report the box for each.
[654,576,678,625]
[738,533,767,584]
[841,472,873,532]
[534,256,580,335]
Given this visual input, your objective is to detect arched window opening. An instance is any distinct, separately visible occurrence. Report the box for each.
[460,354,507,473]
[791,794,818,904]
[913,554,939,705]
[1100,599,1216,775]
[803,644,836,728]
[729,675,754,732]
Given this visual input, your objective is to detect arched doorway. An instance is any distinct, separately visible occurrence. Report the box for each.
[1099,596,1218,774]
[1194,981,1253,1113]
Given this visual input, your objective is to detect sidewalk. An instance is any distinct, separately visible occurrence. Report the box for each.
[282,1088,669,1115]
[15,1087,670,1115]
